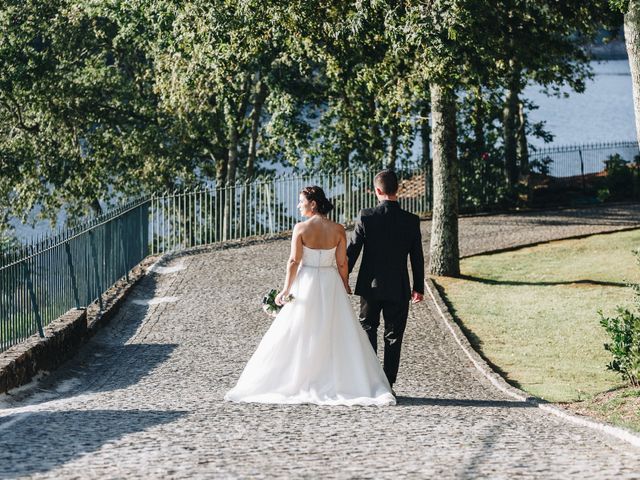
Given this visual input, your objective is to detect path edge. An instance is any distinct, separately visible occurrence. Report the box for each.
[424,277,640,449]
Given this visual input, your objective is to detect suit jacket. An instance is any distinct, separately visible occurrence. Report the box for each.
[347,201,425,302]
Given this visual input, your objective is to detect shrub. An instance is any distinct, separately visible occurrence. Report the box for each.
[600,307,640,386]
[529,156,553,176]
[596,188,610,203]
[604,154,634,201]
[599,249,640,386]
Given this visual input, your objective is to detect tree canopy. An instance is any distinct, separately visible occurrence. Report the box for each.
[0,0,620,231]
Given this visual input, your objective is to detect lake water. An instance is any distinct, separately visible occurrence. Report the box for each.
[9,60,637,242]
[525,59,636,147]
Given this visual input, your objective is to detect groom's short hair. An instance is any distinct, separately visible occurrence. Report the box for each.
[374,170,398,195]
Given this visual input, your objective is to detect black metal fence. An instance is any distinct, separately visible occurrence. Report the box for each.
[528,141,639,178]
[0,199,149,352]
[2,139,639,352]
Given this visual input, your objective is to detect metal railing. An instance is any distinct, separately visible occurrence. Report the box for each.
[0,198,149,352]
[150,168,430,254]
[2,140,638,352]
[528,141,639,178]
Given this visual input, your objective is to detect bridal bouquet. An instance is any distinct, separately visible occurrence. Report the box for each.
[262,289,294,318]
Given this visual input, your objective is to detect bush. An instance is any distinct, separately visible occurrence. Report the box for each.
[529,156,553,176]
[596,188,610,203]
[604,154,634,201]
[600,307,640,386]
[599,250,640,386]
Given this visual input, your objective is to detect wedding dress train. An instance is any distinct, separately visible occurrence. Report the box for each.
[225,246,396,406]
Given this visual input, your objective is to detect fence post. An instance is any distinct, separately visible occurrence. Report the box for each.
[23,261,45,338]
[120,234,130,283]
[265,181,274,234]
[88,230,104,313]
[64,242,81,309]
[578,148,585,191]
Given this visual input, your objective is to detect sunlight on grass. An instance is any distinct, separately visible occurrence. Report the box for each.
[435,229,640,403]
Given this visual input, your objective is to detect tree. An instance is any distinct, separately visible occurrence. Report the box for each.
[489,1,610,195]
[613,0,640,146]
[0,0,201,227]
[429,83,460,275]
[396,0,503,276]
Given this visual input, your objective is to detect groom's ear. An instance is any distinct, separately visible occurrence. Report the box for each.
[374,186,384,196]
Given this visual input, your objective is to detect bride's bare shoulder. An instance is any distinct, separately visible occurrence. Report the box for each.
[330,220,346,232]
[292,221,311,236]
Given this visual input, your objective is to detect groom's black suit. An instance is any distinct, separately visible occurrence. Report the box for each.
[347,200,424,386]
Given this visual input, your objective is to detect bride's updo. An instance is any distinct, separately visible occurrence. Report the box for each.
[300,185,334,215]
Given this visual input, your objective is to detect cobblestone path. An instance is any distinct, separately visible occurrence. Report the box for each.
[1,204,640,479]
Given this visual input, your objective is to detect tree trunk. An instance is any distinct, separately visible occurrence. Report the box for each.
[369,97,384,167]
[222,113,239,241]
[626,0,640,147]
[246,78,267,179]
[471,86,487,206]
[419,99,431,208]
[472,86,485,156]
[387,118,398,170]
[516,101,528,173]
[231,73,251,183]
[215,151,227,188]
[429,83,460,277]
[503,69,520,191]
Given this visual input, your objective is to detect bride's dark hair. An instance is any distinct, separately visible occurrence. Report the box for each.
[300,186,334,215]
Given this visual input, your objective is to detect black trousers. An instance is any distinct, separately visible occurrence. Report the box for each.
[358,296,409,386]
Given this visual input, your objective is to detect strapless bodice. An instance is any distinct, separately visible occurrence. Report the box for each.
[301,245,337,268]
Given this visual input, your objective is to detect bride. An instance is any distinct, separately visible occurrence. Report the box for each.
[224,186,396,406]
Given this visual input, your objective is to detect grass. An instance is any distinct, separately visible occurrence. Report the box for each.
[434,228,640,430]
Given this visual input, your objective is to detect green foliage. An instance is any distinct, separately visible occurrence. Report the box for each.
[610,0,630,12]
[0,0,621,230]
[0,228,17,254]
[0,0,202,225]
[597,187,611,202]
[600,250,640,386]
[600,307,640,386]
[529,157,553,176]
[604,153,634,200]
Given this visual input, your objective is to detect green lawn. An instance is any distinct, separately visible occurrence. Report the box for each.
[435,229,640,404]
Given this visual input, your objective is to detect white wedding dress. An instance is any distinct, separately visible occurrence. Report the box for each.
[225,245,396,406]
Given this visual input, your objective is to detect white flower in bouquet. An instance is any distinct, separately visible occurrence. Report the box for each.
[262,289,294,318]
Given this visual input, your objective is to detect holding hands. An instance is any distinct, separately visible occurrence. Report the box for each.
[411,290,424,304]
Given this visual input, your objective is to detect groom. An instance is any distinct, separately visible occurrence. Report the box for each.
[347,169,424,392]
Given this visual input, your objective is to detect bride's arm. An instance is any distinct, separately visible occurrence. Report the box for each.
[335,227,352,294]
[276,223,304,305]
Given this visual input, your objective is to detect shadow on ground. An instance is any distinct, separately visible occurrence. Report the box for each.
[0,409,188,477]
[2,269,178,406]
[458,275,629,288]
[397,397,534,408]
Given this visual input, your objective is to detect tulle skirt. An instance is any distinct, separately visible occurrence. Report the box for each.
[225,265,395,406]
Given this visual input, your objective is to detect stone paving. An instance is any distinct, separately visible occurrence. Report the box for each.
[1,203,640,479]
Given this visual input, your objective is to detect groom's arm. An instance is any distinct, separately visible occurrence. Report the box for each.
[409,218,425,295]
[346,214,365,274]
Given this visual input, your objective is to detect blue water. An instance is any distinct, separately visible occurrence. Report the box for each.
[525,60,635,147]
